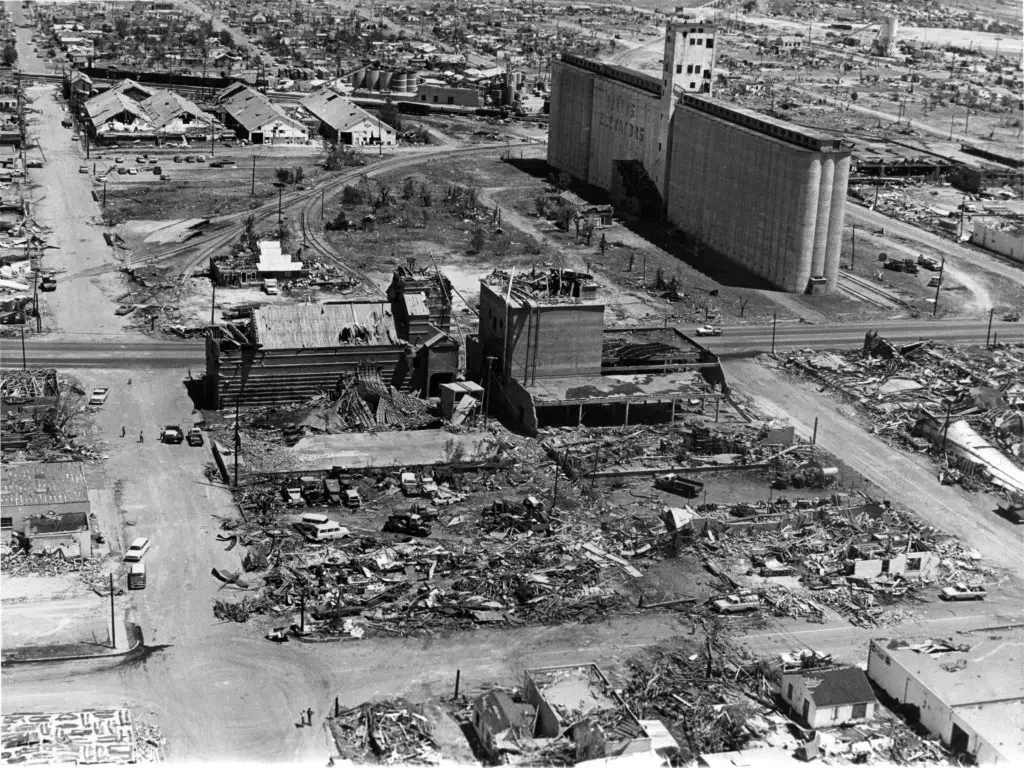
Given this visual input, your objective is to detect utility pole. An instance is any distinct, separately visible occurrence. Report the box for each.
[551,450,560,510]
[102,180,107,207]
[321,188,325,220]
[20,326,26,369]
[483,355,495,427]
[109,573,116,649]
[250,155,256,196]
[850,224,856,269]
[986,307,994,347]
[233,387,241,487]
[771,313,777,355]
[932,256,945,317]
[277,187,283,235]
[210,279,217,325]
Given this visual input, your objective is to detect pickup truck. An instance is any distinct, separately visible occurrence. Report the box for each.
[160,425,184,444]
[694,325,723,337]
[712,592,760,613]
[88,387,109,406]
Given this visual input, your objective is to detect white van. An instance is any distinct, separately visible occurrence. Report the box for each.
[307,522,349,542]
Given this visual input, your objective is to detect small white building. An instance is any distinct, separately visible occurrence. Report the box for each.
[971,221,1024,264]
[780,666,877,729]
[867,635,1024,764]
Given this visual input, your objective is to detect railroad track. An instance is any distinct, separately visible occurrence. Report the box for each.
[837,272,916,311]
[167,143,520,282]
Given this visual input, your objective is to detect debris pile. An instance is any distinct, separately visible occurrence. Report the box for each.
[786,335,1024,495]
[328,700,438,765]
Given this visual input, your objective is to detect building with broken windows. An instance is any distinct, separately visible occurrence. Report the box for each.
[867,634,1024,764]
[1,462,92,552]
[780,666,877,729]
[81,79,227,144]
[204,295,458,409]
[469,269,725,435]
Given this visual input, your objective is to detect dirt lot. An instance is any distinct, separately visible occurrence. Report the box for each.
[99,144,334,221]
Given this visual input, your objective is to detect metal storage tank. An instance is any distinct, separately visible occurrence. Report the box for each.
[392,72,408,93]
[379,70,393,91]
[351,69,365,89]
[365,69,380,90]
[503,85,516,106]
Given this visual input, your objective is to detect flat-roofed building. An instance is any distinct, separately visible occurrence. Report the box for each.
[867,634,1024,764]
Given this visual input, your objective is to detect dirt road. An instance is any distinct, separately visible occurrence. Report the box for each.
[725,358,1024,577]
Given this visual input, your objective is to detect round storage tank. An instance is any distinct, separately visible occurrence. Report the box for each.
[503,85,516,106]
[365,69,380,90]
[379,70,393,91]
[351,69,365,90]
[392,72,408,93]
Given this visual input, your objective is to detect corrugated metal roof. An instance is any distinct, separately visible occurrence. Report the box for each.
[2,462,90,507]
[300,89,394,134]
[140,90,208,129]
[253,303,399,349]
[84,89,149,127]
[403,291,429,318]
[223,86,306,134]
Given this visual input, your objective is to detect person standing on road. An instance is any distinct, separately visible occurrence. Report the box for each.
[138,431,144,443]
[121,426,126,438]
[299,711,306,727]
[306,708,313,726]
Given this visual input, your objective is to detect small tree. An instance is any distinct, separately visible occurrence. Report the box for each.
[293,166,304,185]
[469,226,487,254]
[534,196,550,218]
[401,176,416,200]
[341,184,364,206]
[275,167,294,184]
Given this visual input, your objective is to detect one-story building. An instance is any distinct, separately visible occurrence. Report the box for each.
[1,462,92,538]
[868,635,1024,764]
[300,88,396,146]
[780,666,877,729]
[219,85,308,144]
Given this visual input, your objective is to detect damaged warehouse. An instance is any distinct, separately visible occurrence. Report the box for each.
[470,269,728,435]
[204,268,459,408]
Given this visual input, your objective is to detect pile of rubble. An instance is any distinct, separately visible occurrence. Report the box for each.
[619,641,761,763]
[247,372,440,441]
[679,494,1002,627]
[0,541,106,581]
[786,334,1024,495]
[328,700,438,764]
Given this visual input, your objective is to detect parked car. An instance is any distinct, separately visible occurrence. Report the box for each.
[160,425,184,444]
[1003,312,1020,322]
[343,488,361,508]
[186,427,204,447]
[297,521,350,542]
[70,135,79,141]
[694,325,723,337]
[940,583,986,601]
[185,156,196,163]
[917,255,940,271]
[40,276,57,292]
[383,511,431,537]
[114,304,136,316]
[124,537,152,562]
[419,476,438,497]
[127,562,147,590]
[196,156,206,163]
[127,167,138,175]
[115,156,124,164]
[136,156,148,164]
[712,592,760,613]
[88,387,109,406]
[173,155,183,163]
[927,275,942,288]
[883,260,904,272]
[79,165,89,173]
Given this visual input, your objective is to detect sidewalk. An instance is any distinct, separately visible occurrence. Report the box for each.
[1,620,142,666]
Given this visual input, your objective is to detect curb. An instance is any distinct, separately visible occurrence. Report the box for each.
[0,623,144,667]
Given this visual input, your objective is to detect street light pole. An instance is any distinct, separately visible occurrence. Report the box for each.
[932,256,945,317]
